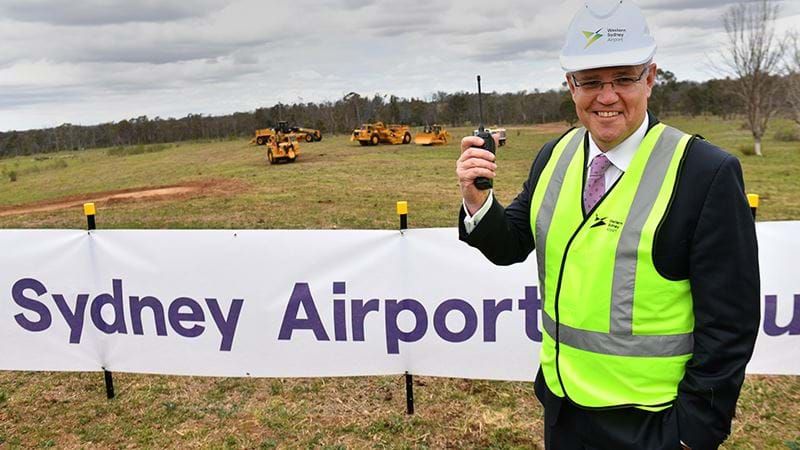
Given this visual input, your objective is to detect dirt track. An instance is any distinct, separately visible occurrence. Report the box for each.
[0,179,237,218]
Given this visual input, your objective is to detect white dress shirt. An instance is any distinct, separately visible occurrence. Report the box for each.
[463,115,650,233]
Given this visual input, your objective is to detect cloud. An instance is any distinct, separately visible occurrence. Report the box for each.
[367,15,441,37]
[466,35,562,61]
[0,4,291,66]
[640,0,763,11]
[0,57,265,105]
[2,0,796,131]
[0,85,86,110]
[322,0,378,10]
[0,0,232,26]
[652,11,726,31]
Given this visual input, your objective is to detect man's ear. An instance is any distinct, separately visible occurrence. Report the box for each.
[566,74,577,98]
[647,63,657,85]
[645,63,657,98]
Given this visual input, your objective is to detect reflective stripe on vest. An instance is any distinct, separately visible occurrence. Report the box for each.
[530,123,694,408]
[533,128,586,309]
[541,313,693,357]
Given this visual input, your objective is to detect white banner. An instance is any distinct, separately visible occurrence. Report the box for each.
[1,223,798,380]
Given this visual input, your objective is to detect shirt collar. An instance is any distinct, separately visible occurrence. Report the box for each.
[586,113,650,172]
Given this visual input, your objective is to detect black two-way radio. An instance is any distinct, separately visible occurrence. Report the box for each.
[474,75,495,190]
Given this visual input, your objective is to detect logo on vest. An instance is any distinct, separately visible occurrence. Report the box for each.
[590,214,623,232]
[590,214,607,228]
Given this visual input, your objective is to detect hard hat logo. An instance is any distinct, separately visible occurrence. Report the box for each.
[582,29,604,49]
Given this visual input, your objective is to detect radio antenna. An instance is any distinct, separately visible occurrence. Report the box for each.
[477,75,485,133]
[473,75,495,191]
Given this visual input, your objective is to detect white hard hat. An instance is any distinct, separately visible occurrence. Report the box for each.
[560,0,656,72]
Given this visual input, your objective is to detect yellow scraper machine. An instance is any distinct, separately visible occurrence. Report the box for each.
[253,121,322,145]
[253,128,275,145]
[351,122,412,146]
[414,124,451,146]
[275,121,322,143]
[265,132,300,165]
[294,127,322,142]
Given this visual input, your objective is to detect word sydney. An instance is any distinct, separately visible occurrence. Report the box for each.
[11,278,243,351]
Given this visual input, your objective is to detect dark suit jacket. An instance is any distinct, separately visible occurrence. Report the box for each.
[459,115,760,450]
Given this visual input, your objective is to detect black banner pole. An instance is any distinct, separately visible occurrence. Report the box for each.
[405,370,415,415]
[396,201,414,414]
[104,368,115,400]
[84,202,115,400]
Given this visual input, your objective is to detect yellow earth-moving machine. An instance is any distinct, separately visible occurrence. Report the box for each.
[265,132,300,164]
[275,121,322,143]
[254,128,275,145]
[294,127,322,142]
[254,122,322,145]
[351,122,412,146]
[414,124,451,146]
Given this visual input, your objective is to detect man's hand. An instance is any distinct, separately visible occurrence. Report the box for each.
[457,136,497,215]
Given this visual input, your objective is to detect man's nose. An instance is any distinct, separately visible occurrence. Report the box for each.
[596,83,620,104]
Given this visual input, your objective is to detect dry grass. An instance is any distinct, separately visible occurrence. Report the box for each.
[1,117,799,449]
[0,373,544,449]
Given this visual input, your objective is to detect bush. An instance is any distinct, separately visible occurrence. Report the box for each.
[7,170,17,182]
[774,128,800,142]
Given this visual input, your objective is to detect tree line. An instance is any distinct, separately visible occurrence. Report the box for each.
[2,0,799,159]
[0,70,793,159]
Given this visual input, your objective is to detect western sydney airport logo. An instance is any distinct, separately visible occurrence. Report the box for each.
[582,28,603,48]
[582,28,627,48]
[591,214,623,232]
[591,213,608,228]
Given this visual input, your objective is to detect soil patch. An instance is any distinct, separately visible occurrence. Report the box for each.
[0,179,242,218]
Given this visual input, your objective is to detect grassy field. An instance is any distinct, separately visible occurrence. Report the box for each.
[0,116,799,449]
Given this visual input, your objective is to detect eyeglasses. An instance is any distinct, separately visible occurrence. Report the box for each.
[571,66,650,93]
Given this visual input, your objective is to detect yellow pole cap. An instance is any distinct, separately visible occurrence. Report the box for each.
[83,203,96,216]
[396,201,408,215]
[747,194,759,208]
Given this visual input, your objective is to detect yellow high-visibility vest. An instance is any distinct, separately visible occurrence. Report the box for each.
[530,123,694,409]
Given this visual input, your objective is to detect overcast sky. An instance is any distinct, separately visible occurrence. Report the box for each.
[1,0,798,132]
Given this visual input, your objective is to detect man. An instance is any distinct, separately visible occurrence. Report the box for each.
[456,1,760,449]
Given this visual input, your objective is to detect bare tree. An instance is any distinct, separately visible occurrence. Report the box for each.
[786,31,800,127]
[720,0,785,156]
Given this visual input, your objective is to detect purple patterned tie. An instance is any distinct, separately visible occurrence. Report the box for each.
[584,154,612,212]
